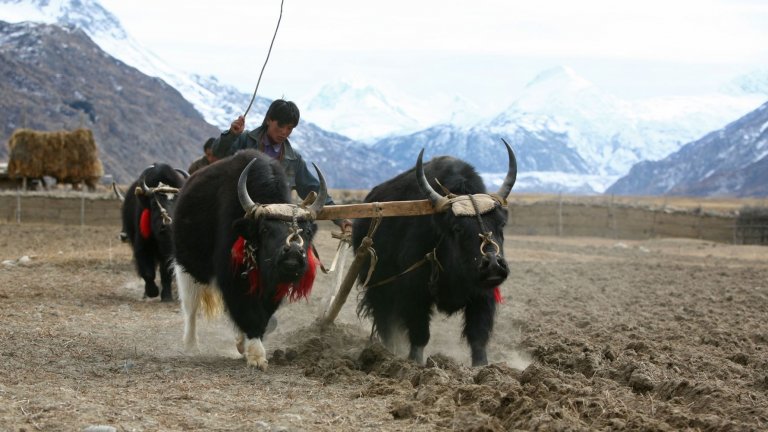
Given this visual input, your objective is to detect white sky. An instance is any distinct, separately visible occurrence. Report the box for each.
[99,0,768,110]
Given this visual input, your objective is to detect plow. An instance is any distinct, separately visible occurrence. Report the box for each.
[314,199,439,325]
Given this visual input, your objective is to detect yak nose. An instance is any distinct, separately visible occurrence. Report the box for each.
[478,252,509,281]
[278,245,307,275]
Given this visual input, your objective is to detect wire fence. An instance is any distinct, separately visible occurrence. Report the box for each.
[2,190,766,245]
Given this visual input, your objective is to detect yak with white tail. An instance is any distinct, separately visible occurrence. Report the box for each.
[172,150,324,369]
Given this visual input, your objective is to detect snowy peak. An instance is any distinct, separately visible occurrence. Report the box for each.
[524,66,592,93]
[301,79,422,142]
[0,0,256,129]
[0,0,125,39]
[508,65,627,120]
[722,68,768,97]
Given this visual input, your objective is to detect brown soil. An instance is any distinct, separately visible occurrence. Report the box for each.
[1,222,767,431]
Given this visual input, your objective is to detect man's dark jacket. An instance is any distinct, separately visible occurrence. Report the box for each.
[212,125,334,205]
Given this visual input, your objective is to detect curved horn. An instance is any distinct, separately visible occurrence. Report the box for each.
[307,163,328,215]
[416,149,445,206]
[112,181,125,202]
[496,138,518,199]
[137,165,155,196]
[175,169,190,179]
[237,158,259,214]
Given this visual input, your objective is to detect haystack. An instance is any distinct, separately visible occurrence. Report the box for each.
[7,128,104,186]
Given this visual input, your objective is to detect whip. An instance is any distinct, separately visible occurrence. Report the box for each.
[243,0,285,118]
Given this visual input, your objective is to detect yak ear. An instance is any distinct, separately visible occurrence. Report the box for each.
[231,218,255,239]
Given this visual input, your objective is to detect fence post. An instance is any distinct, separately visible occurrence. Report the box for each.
[609,194,617,239]
[80,188,86,227]
[16,188,21,224]
[557,193,563,237]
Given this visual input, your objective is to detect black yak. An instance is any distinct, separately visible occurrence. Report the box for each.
[120,164,187,302]
[353,140,517,366]
[173,150,325,369]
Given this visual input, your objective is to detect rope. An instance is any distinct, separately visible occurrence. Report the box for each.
[243,0,285,118]
[469,194,500,255]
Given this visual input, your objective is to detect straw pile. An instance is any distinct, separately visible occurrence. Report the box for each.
[7,128,104,186]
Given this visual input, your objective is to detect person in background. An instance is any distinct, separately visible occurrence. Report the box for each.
[212,99,352,232]
[188,137,216,174]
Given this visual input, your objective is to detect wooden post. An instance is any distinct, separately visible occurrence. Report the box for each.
[15,188,21,224]
[557,193,563,237]
[320,245,370,326]
[80,188,86,227]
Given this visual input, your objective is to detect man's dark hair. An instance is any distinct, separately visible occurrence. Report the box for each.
[203,137,215,151]
[263,99,300,127]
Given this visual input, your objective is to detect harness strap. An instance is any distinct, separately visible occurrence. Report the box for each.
[154,195,173,225]
[365,236,445,291]
[469,193,501,255]
[365,255,428,290]
[357,205,383,288]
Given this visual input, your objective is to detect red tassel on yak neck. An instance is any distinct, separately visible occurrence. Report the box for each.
[230,236,317,302]
[494,286,503,304]
[139,209,151,239]
[231,236,260,295]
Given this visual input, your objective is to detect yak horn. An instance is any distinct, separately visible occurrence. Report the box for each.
[496,138,518,199]
[137,165,155,197]
[112,182,125,202]
[416,149,449,209]
[307,163,327,216]
[237,158,259,214]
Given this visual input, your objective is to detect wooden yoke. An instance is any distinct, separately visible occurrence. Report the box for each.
[315,199,436,220]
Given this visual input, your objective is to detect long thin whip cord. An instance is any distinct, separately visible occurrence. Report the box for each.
[243,0,285,118]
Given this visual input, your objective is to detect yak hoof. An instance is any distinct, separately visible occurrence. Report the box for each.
[409,345,425,365]
[160,291,173,302]
[145,285,159,298]
[244,337,268,371]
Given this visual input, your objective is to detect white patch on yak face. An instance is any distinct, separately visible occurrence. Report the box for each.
[156,182,177,201]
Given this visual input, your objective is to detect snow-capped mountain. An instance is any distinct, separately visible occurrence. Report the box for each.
[0,0,402,188]
[0,20,220,183]
[487,66,765,177]
[606,101,768,197]
[0,0,258,129]
[370,66,766,194]
[723,67,768,97]
[299,79,485,142]
[3,0,767,196]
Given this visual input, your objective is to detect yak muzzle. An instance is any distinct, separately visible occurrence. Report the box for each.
[478,252,509,286]
[276,244,308,279]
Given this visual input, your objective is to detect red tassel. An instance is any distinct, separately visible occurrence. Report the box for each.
[231,236,246,268]
[231,237,317,303]
[139,209,151,239]
[231,236,262,295]
[293,247,317,300]
[494,286,503,304]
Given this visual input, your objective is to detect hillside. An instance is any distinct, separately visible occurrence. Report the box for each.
[0,20,219,183]
[607,101,768,197]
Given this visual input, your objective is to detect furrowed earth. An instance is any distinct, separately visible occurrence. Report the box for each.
[0,221,766,431]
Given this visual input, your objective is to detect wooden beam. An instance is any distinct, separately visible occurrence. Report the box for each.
[315,199,436,220]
